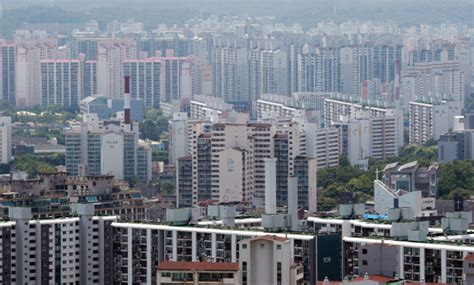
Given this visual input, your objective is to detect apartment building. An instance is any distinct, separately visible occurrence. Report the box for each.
[16,42,57,107]
[82,59,97,99]
[2,206,116,285]
[65,113,152,181]
[340,109,401,165]
[343,236,474,284]
[189,95,234,119]
[160,52,194,102]
[1,44,16,106]
[257,93,306,121]
[111,222,321,285]
[324,94,402,129]
[123,57,161,108]
[304,124,340,169]
[176,117,319,208]
[298,47,340,93]
[402,60,465,105]
[211,45,248,102]
[0,116,11,164]
[96,42,131,99]
[408,99,462,144]
[40,59,83,108]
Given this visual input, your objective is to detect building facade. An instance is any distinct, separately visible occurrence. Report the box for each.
[41,59,82,108]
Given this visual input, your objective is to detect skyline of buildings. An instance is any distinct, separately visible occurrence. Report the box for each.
[0,13,471,285]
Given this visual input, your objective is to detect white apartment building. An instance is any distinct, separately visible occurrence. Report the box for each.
[211,46,248,102]
[177,117,317,208]
[160,53,194,102]
[210,123,254,203]
[65,113,152,181]
[112,221,317,285]
[168,112,190,165]
[402,60,465,105]
[344,236,474,284]
[248,49,289,103]
[409,100,462,144]
[189,95,234,119]
[4,210,474,285]
[0,116,11,164]
[257,93,305,120]
[248,123,277,207]
[257,93,326,125]
[345,110,401,165]
[97,42,133,98]
[303,122,340,168]
[16,42,57,107]
[5,206,117,285]
[324,95,401,127]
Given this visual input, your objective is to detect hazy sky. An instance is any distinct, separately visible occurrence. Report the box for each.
[1,0,472,29]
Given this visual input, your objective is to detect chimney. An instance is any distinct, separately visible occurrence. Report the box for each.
[124,76,131,124]
[264,158,277,214]
[288,176,298,231]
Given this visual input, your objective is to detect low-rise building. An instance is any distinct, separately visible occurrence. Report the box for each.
[383,161,438,197]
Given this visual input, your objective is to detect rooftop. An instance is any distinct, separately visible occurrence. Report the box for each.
[248,234,289,242]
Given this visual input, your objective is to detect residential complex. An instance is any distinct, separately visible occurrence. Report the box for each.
[0,201,472,285]
[0,9,472,285]
[65,82,152,181]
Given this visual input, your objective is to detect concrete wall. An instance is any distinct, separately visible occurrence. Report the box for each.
[358,244,399,278]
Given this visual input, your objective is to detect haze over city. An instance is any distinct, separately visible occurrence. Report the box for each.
[0,0,472,284]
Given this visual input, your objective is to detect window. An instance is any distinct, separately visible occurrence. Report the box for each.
[362,249,368,254]
[242,262,247,285]
[242,244,247,249]
[276,245,282,250]
[362,260,368,266]
[277,262,282,285]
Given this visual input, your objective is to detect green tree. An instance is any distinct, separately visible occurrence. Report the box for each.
[140,108,169,140]
[438,160,474,198]
[160,182,175,195]
[447,188,471,200]
[140,120,159,140]
[11,154,63,177]
[317,196,338,212]
[152,151,169,162]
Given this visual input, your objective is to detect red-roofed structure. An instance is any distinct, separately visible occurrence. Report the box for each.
[157,261,241,285]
